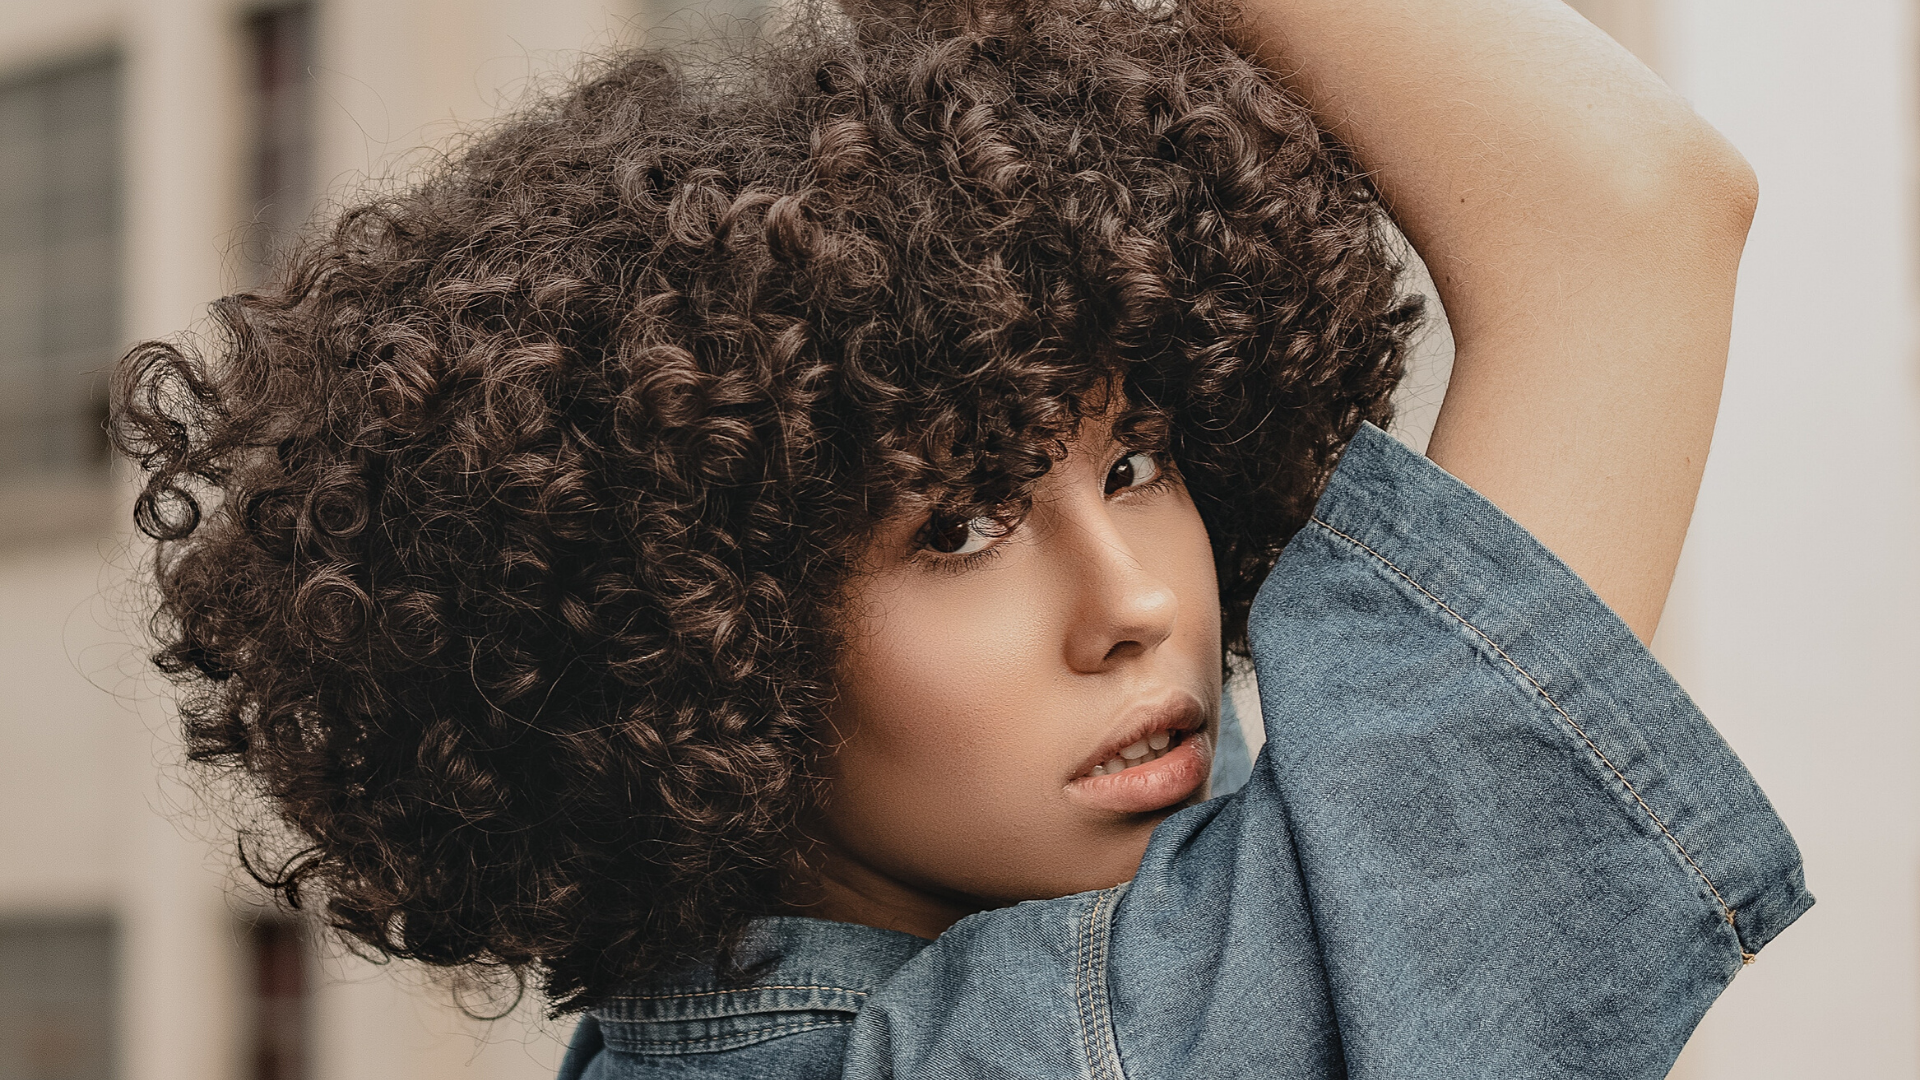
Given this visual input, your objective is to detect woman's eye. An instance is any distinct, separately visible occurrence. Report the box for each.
[925,515,997,555]
[1105,451,1161,496]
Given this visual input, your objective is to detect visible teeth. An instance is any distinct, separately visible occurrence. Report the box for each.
[1091,736,1184,778]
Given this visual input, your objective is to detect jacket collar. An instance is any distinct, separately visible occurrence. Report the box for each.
[592,916,931,1023]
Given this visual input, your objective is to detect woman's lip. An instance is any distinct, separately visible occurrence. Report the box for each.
[1071,695,1207,781]
[1063,730,1212,814]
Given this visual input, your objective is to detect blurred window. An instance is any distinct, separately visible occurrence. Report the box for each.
[248,919,310,1080]
[240,4,317,274]
[0,919,116,1080]
[0,55,122,486]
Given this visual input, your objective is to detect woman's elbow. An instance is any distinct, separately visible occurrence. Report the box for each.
[1690,132,1759,238]
[1644,127,1760,246]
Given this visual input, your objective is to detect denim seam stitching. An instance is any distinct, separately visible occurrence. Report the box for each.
[1074,894,1096,1078]
[1073,888,1128,1080]
[1308,515,1755,962]
[1094,890,1124,1080]
[617,1018,851,1050]
[607,984,869,1003]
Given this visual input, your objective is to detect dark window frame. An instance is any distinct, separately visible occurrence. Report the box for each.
[0,916,119,1080]
[239,4,317,277]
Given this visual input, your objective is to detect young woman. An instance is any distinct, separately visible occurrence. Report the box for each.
[113,0,1809,1075]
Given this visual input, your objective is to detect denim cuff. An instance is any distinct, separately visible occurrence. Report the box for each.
[1302,423,1813,958]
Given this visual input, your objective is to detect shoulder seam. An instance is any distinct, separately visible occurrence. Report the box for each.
[607,1017,851,1052]
[1307,515,1755,964]
[1073,887,1129,1080]
[606,983,870,1003]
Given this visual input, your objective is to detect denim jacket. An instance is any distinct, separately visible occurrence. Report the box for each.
[558,423,1812,1080]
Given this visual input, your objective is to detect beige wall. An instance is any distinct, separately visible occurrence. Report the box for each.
[0,0,120,75]
[0,545,123,915]
[1,0,650,1076]
[1654,0,1920,1074]
[1569,0,1663,71]
[313,0,646,198]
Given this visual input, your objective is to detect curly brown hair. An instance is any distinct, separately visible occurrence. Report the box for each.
[112,0,1418,1012]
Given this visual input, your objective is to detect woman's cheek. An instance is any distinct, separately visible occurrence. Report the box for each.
[842,568,1058,787]
[826,565,1073,884]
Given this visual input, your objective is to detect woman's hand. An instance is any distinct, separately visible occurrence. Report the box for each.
[1238,0,1754,642]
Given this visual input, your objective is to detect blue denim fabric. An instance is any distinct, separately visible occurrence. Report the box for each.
[559,423,1812,1080]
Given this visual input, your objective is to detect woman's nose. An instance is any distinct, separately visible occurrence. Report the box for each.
[1060,510,1179,673]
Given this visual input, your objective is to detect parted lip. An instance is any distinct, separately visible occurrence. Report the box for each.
[1070,693,1208,781]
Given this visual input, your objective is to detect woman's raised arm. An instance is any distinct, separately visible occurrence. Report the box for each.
[1238,0,1755,641]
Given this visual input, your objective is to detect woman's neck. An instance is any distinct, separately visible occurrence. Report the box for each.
[785,843,984,941]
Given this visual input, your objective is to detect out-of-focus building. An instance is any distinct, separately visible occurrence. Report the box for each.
[0,0,1913,1078]
[0,1,740,1077]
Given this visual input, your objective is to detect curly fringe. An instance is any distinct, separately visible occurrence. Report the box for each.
[112,0,1419,1012]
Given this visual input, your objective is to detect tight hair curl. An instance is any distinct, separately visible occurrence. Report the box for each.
[113,0,1419,1012]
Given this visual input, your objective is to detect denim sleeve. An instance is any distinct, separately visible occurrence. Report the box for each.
[1106,423,1812,1080]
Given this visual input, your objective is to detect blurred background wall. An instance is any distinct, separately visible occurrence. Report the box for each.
[1648,0,1920,1075]
[0,0,1912,1078]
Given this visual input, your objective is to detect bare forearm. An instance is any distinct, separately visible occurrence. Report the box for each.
[1236,0,1755,640]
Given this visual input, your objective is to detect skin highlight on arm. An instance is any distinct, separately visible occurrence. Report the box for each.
[1232,0,1756,641]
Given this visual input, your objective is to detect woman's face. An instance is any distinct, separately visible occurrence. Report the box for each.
[808,413,1223,938]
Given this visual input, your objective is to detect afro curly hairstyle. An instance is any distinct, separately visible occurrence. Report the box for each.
[112,0,1421,1012]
